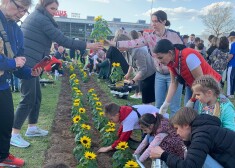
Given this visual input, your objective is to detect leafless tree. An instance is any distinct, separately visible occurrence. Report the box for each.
[200,4,235,37]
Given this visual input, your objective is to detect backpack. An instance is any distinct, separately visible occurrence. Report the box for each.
[209,48,228,73]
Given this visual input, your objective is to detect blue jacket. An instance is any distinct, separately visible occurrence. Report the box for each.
[0,10,32,90]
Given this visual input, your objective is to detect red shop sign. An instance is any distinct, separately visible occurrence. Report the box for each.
[54,10,67,17]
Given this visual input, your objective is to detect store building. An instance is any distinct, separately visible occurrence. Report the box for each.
[54,11,150,41]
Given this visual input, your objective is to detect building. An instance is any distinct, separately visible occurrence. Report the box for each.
[54,15,150,41]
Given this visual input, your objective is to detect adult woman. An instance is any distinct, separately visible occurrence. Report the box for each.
[107,10,184,117]
[124,30,156,104]
[153,39,221,114]
[11,0,103,148]
[0,0,42,166]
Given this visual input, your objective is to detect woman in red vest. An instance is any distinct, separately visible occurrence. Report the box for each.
[152,39,221,115]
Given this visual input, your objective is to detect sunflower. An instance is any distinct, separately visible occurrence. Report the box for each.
[76,89,82,93]
[88,88,94,93]
[73,115,81,124]
[93,97,99,101]
[74,99,80,103]
[72,87,78,91]
[107,121,116,127]
[96,102,102,106]
[79,108,86,114]
[84,151,97,160]
[112,62,117,67]
[116,141,128,150]
[92,93,97,97]
[124,160,139,168]
[99,112,104,116]
[70,74,76,79]
[81,124,91,130]
[80,136,91,148]
[105,128,115,132]
[116,63,120,67]
[73,102,80,107]
[96,107,103,111]
[74,79,79,84]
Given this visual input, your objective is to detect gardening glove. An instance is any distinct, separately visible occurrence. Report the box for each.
[159,101,170,115]
[185,98,197,108]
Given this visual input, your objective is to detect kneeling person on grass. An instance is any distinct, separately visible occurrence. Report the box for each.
[97,103,159,153]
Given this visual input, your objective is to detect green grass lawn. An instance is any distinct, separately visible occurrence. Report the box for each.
[11,79,61,168]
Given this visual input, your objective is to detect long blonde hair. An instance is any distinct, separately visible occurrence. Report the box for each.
[192,75,221,117]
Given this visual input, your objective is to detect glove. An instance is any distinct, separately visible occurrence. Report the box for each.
[185,100,195,108]
[159,101,170,115]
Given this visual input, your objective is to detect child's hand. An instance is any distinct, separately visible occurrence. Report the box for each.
[97,146,112,153]
[149,146,164,159]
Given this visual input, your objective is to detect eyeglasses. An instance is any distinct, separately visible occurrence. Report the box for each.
[11,0,29,14]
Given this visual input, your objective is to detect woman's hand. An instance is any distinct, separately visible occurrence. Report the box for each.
[149,146,164,159]
[15,57,26,68]
[31,67,42,76]
[86,42,103,50]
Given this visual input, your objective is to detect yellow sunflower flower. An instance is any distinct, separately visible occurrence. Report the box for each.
[88,88,94,93]
[80,136,91,148]
[124,160,139,168]
[92,93,97,97]
[70,74,76,79]
[84,151,97,160]
[96,107,103,111]
[112,62,117,67]
[93,97,99,101]
[74,79,79,84]
[79,108,86,113]
[105,128,115,132]
[96,102,102,106]
[116,141,128,150]
[73,102,80,107]
[73,115,81,124]
[81,124,91,130]
[76,89,82,93]
[99,112,104,116]
[116,63,120,67]
[74,99,80,103]
[107,122,116,127]
[72,87,78,90]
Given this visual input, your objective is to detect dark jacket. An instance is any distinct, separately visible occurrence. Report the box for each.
[161,114,235,168]
[0,11,32,90]
[106,46,129,76]
[21,5,87,67]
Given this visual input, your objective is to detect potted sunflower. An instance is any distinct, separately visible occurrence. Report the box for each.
[90,15,112,43]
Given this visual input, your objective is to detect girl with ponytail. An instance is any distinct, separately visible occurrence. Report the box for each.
[133,113,184,163]
[192,75,235,131]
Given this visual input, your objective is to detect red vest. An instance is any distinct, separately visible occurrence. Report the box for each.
[168,48,221,87]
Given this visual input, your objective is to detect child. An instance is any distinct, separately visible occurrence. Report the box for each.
[97,103,159,153]
[191,75,235,131]
[150,107,235,168]
[133,113,184,163]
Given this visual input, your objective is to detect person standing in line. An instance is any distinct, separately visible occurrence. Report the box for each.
[11,0,103,148]
[0,0,42,166]
[106,10,184,117]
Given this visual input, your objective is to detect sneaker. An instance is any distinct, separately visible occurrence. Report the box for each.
[25,127,48,137]
[130,94,139,99]
[0,154,24,167]
[10,134,30,148]
[137,95,142,99]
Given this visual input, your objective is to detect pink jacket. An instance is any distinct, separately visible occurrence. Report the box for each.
[117,29,183,74]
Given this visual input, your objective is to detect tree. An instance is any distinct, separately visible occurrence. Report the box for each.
[200,3,235,37]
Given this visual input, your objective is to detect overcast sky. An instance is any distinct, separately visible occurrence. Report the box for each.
[28,0,235,36]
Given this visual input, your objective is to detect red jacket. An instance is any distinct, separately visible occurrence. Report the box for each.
[44,56,62,72]
[111,106,133,149]
[167,48,221,87]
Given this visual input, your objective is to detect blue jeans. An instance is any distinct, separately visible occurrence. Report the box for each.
[203,155,223,168]
[184,86,199,111]
[155,72,183,117]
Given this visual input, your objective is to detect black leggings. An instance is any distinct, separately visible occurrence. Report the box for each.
[0,88,14,161]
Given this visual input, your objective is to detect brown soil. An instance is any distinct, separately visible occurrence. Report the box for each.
[43,72,114,168]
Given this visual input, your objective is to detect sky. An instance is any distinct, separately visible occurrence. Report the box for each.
[28,0,235,36]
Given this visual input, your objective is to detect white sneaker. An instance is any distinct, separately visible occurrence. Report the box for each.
[25,127,48,137]
[137,95,142,99]
[10,134,30,148]
[130,94,139,99]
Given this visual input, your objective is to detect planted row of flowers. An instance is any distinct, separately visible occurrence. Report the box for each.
[68,70,139,167]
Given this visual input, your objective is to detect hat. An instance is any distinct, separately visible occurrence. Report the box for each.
[228,31,235,38]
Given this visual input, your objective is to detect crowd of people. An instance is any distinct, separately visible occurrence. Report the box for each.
[0,0,235,167]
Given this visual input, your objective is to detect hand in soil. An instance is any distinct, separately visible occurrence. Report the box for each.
[97,146,113,153]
